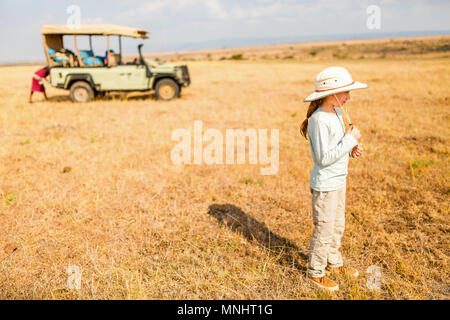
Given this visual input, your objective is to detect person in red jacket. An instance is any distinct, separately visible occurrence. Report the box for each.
[29,66,50,103]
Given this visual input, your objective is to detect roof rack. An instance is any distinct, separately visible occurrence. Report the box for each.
[41,24,149,39]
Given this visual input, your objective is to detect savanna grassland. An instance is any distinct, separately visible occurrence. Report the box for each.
[0,36,448,299]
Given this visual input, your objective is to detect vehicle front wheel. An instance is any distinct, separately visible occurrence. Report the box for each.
[155,78,180,101]
[70,81,94,103]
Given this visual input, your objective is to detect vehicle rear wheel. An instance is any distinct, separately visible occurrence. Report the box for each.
[155,78,179,101]
[70,81,94,103]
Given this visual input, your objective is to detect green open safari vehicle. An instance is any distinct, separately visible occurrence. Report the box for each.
[42,24,191,102]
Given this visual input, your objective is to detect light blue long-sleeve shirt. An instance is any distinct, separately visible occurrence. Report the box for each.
[307,106,358,191]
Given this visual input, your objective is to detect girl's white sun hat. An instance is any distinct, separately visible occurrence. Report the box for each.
[304,66,369,102]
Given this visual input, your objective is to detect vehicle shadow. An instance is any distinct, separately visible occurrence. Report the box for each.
[97,92,157,101]
[48,93,157,102]
[48,95,72,102]
[207,203,308,272]
[126,93,156,101]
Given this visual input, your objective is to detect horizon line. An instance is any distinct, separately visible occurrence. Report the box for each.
[1,29,449,65]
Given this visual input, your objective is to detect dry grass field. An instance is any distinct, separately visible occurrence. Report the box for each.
[0,36,448,299]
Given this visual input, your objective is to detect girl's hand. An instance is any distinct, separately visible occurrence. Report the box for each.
[352,144,363,158]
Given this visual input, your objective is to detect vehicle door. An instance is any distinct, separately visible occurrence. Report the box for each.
[92,65,149,91]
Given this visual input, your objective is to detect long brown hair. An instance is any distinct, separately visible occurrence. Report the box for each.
[300,99,323,140]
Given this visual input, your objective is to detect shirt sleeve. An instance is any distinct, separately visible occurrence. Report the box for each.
[309,117,358,167]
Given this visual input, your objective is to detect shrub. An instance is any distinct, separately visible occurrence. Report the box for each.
[230,53,244,60]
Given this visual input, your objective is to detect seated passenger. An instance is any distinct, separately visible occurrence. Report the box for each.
[79,50,104,66]
[105,49,119,66]
[48,48,72,67]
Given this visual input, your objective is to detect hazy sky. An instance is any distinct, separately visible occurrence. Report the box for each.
[0,0,449,62]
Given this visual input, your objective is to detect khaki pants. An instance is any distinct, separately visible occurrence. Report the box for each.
[307,186,346,278]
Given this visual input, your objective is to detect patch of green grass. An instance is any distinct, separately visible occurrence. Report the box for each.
[0,261,15,270]
[411,158,434,169]
[240,177,262,185]
[409,158,434,179]
[19,139,30,145]
[90,136,105,143]
[5,194,15,205]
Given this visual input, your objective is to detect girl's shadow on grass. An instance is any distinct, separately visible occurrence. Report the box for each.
[208,203,308,272]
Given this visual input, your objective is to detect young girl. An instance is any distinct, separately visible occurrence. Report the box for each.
[300,66,369,291]
[29,66,50,103]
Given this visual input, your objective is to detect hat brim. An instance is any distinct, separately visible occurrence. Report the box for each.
[303,81,369,102]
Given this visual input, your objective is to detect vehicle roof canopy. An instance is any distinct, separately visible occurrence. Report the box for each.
[41,24,149,39]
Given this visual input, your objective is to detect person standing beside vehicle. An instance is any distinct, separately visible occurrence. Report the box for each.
[29,66,50,103]
[300,66,369,291]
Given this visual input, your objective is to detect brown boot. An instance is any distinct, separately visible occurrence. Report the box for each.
[326,266,359,278]
[308,275,339,291]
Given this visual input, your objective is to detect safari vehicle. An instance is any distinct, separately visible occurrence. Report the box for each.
[42,24,190,102]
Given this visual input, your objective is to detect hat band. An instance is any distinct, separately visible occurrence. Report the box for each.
[315,81,355,92]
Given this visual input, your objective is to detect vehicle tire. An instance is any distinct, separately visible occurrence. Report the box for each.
[155,78,180,101]
[70,81,94,103]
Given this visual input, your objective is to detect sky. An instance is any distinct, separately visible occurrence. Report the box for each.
[0,0,449,63]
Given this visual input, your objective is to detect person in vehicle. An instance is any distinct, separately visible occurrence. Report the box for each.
[47,48,75,67]
[79,50,105,66]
